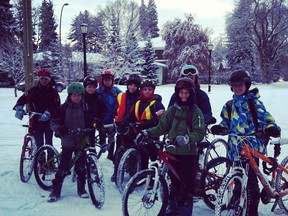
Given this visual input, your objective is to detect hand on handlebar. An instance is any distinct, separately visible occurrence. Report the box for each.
[134,130,148,145]
[210,125,228,135]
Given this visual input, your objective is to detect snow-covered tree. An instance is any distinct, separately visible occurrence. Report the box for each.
[162,14,210,80]
[139,0,148,40]
[142,38,158,83]
[147,0,159,38]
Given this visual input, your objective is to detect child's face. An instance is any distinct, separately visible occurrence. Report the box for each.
[85,84,96,94]
[127,83,138,93]
[231,82,246,95]
[179,89,190,102]
[39,77,50,86]
[70,93,83,103]
[103,78,113,87]
[142,86,154,98]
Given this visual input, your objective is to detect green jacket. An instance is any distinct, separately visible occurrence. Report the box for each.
[146,104,205,155]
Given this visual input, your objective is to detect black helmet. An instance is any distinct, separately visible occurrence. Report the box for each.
[228,70,251,90]
[140,79,156,89]
[83,76,98,88]
[127,73,142,88]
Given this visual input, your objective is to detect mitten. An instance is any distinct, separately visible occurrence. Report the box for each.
[134,130,148,145]
[210,125,227,135]
[175,135,190,147]
[264,127,281,138]
[38,110,51,122]
[15,105,24,120]
[57,125,69,137]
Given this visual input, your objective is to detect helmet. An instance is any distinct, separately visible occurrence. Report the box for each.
[180,65,199,77]
[67,82,85,94]
[127,73,142,87]
[101,70,114,79]
[83,76,98,88]
[175,77,195,92]
[228,70,251,85]
[37,68,51,78]
[140,79,156,89]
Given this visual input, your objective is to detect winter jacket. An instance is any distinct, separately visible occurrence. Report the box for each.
[96,86,122,124]
[168,85,212,124]
[13,83,60,119]
[218,88,280,161]
[146,104,205,155]
[50,99,94,149]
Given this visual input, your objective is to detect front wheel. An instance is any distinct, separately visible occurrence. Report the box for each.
[122,169,169,216]
[34,145,60,190]
[215,170,246,216]
[86,153,105,209]
[19,135,37,182]
[276,156,288,213]
[117,148,141,193]
[204,138,228,167]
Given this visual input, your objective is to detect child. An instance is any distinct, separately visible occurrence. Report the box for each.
[136,77,205,215]
[48,82,95,202]
[211,70,281,215]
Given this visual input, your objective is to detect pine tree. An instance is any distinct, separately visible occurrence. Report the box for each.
[142,38,158,84]
[147,0,159,38]
[139,0,148,40]
[0,0,15,47]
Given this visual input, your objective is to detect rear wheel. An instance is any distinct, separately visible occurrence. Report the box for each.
[117,148,141,193]
[276,156,288,213]
[86,153,105,209]
[201,157,231,209]
[204,138,228,167]
[215,171,246,216]
[19,136,37,182]
[122,169,168,216]
[34,145,60,190]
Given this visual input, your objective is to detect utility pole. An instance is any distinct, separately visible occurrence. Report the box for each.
[23,0,34,96]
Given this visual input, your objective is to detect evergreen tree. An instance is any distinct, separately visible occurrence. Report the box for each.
[147,0,159,38]
[139,0,148,40]
[38,0,58,51]
[0,0,15,47]
[142,38,158,83]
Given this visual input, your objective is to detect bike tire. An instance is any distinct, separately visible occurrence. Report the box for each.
[116,148,141,193]
[19,136,37,183]
[215,170,246,216]
[113,145,127,186]
[34,145,59,190]
[204,138,228,167]
[201,157,232,209]
[122,169,169,216]
[86,153,105,209]
[276,155,288,213]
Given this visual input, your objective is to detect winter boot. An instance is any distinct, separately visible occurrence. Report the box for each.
[48,178,63,202]
[77,179,89,198]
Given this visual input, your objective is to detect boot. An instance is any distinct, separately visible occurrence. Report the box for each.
[77,179,89,198]
[48,178,63,202]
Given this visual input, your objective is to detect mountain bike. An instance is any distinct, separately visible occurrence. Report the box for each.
[122,137,231,215]
[19,111,42,182]
[215,134,288,216]
[117,117,228,194]
[33,127,106,208]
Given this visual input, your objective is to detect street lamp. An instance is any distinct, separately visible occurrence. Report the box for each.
[208,43,214,92]
[81,23,88,78]
[59,3,68,46]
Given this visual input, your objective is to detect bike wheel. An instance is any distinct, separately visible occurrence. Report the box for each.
[201,157,232,209]
[117,148,141,193]
[122,169,169,216]
[19,136,37,182]
[113,145,127,186]
[215,170,246,216]
[204,138,228,167]
[276,155,288,213]
[86,153,105,209]
[34,145,60,190]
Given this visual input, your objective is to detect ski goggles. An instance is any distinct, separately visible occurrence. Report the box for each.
[182,68,198,76]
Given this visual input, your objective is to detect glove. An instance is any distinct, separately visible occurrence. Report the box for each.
[210,125,227,135]
[264,127,281,138]
[38,110,51,122]
[174,135,190,147]
[15,105,24,120]
[56,125,69,137]
[134,130,148,145]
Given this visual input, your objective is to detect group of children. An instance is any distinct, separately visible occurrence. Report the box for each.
[14,66,281,215]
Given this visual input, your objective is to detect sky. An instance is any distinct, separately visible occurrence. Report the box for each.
[1,82,288,215]
[32,0,235,44]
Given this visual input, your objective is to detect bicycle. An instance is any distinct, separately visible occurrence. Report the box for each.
[33,127,106,208]
[122,137,231,215]
[215,134,288,216]
[19,111,42,182]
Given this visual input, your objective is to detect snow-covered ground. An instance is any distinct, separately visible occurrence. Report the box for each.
[0,82,287,216]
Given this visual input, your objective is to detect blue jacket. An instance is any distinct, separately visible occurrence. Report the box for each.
[96,86,122,124]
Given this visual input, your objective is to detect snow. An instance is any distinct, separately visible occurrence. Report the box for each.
[1,82,288,216]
